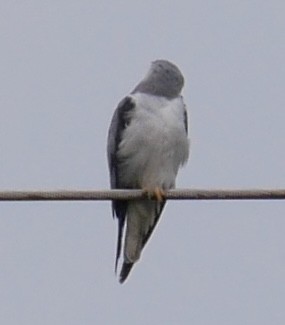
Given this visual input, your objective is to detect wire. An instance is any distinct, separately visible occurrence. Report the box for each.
[0,189,285,201]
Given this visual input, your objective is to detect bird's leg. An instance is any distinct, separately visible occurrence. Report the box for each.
[153,187,166,202]
[142,187,166,202]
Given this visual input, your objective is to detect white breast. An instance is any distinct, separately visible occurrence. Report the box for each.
[118,93,189,189]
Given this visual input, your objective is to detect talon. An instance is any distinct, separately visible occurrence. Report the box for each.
[154,187,165,202]
[142,188,152,199]
[142,187,165,202]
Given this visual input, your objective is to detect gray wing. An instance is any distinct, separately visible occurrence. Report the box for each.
[107,96,135,271]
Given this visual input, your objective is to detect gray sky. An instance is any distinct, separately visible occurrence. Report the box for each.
[1,1,285,324]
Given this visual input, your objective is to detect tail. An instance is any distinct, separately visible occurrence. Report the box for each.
[118,199,165,283]
[115,216,125,273]
[119,262,134,284]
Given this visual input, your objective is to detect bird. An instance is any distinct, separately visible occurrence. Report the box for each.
[107,60,189,283]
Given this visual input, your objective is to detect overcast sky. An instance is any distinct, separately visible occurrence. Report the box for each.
[1,1,285,324]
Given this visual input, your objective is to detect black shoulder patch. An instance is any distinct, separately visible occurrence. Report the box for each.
[107,96,135,189]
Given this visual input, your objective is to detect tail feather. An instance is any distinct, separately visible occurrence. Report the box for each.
[116,200,166,283]
[119,262,134,284]
[113,200,127,273]
[115,217,125,273]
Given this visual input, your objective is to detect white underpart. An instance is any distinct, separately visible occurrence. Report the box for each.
[118,92,189,189]
[118,92,190,263]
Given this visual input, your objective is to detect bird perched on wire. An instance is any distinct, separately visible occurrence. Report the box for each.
[107,60,189,283]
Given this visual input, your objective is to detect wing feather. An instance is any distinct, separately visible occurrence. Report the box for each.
[107,96,135,270]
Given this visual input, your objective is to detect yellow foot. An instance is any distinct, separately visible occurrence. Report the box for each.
[142,187,166,202]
